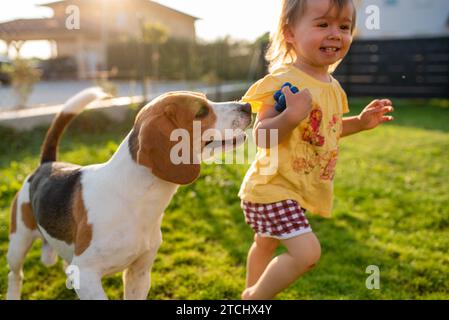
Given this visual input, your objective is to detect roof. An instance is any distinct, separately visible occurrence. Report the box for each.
[38,0,199,20]
[148,1,199,20]
[0,18,63,34]
[0,0,198,41]
[0,18,102,39]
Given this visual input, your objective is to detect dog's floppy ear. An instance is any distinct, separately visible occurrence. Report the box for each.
[136,104,200,185]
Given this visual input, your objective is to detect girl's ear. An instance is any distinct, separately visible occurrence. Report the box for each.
[284,25,296,44]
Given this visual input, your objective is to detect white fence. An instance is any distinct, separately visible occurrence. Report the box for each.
[0,81,251,131]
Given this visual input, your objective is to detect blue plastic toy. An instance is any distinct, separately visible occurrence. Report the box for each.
[274,82,299,113]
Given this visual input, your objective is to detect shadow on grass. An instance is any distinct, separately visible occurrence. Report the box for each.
[164,163,405,299]
[1,100,447,299]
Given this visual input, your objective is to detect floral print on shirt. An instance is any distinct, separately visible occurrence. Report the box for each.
[302,104,325,147]
[292,104,342,181]
[328,114,339,134]
[291,148,339,181]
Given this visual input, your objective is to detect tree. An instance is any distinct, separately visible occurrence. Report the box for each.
[142,22,169,80]
[1,58,41,109]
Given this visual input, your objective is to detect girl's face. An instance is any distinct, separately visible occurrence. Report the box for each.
[287,0,354,68]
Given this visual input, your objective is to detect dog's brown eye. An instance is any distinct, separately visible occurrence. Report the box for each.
[195,105,209,118]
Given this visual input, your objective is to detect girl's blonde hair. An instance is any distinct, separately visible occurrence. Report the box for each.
[266,0,357,72]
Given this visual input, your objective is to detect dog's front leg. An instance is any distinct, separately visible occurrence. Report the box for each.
[73,268,107,300]
[123,248,159,300]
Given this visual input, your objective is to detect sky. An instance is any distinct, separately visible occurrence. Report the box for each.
[0,0,281,59]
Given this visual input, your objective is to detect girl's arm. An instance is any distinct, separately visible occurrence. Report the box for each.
[254,87,312,148]
[341,116,365,137]
[341,99,394,138]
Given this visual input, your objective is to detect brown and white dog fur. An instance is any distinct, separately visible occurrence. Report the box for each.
[6,88,251,300]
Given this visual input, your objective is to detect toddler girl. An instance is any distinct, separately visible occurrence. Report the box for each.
[239,0,394,299]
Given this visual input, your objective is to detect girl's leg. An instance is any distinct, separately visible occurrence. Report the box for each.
[245,234,280,288]
[242,232,321,300]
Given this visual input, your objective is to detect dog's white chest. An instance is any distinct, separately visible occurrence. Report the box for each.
[76,164,178,275]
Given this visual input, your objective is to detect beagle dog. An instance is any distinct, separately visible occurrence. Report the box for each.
[6,88,252,300]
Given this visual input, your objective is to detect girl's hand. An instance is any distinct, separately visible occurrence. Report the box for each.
[282,87,313,125]
[358,99,394,130]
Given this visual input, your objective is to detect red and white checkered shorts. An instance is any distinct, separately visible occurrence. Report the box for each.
[241,199,312,239]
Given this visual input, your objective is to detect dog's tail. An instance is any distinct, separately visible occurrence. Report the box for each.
[40,87,109,164]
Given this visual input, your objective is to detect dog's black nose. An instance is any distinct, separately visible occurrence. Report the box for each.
[239,102,252,114]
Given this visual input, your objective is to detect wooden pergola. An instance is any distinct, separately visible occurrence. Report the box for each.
[0,17,105,78]
[0,0,198,79]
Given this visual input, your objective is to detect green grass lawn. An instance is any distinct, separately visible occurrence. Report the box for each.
[0,98,448,300]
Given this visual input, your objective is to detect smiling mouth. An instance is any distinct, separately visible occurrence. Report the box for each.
[204,132,247,149]
[320,47,341,53]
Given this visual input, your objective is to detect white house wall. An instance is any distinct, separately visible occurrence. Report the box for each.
[356,0,449,39]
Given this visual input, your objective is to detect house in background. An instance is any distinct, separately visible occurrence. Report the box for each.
[0,0,198,79]
[334,0,449,98]
[355,0,449,39]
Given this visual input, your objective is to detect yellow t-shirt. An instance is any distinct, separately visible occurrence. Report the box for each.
[239,64,350,217]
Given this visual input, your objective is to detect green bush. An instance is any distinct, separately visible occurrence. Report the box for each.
[1,58,41,108]
[107,36,269,81]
